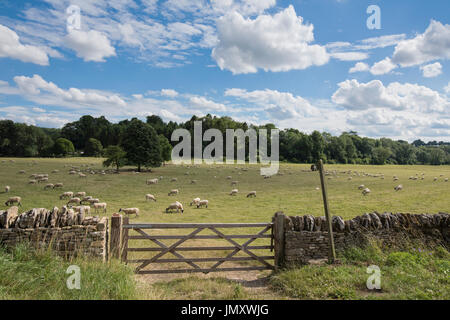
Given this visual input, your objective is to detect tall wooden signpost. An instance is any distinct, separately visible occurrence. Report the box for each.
[317,159,336,263]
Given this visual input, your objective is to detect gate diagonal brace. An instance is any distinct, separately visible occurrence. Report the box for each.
[135,227,205,273]
[134,228,203,272]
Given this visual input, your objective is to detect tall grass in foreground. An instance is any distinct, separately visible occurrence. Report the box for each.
[0,243,152,300]
[270,243,450,300]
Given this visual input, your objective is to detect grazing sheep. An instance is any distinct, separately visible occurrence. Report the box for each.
[229,189,238,196]
[44,183,54,190]
[146,194,157,202]
[226,176,232,180]
[18,170,26,174]
[75,191,86,197]
[246,191,257,198]
[67,197,81,205]
[171,178,178,182]
[394,184,403,191]
[78,173,87,178]
[52,169,59,173]
[168,189,179,196]
[5,196,21,206]
[146,178,158,185]
[362,188,371,196]
[119,207,139,217]
[446,178,449,182]
[59,192,74,200]
[74,205,91,215]
[86,198,100,205]
[37,177,48,183]
[434,177,438,181]
[231,181,238,186]
[166,202,184,213]
[93,202,107,214]
[358,185,365,190]
[190,180,197,184]
[53,183,63,188]
[190,197,201,206]
[348,177,352,181]
[197,200,208,208]
[5,186,10,193]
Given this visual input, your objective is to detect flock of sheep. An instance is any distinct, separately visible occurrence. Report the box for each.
[2,160,449,219]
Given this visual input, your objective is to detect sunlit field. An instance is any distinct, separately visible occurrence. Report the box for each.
[1,157,449,300]
[1,158,449,222]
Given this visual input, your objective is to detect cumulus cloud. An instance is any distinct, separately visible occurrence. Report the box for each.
[225,88,319,119]
[392,20,450,67]
[420,62,442,78]
[189,96,227,111]
[349,62,369,73]
[0,24,49,65]
[330,52,369,61]
[160,89,179,97]
[64,30,116,62]
[212,5,329,74]
[370,57,397,75]
[332,79,449,113]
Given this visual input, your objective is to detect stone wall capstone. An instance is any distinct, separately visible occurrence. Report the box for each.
[0,206,108,261]
[279,211,450,265]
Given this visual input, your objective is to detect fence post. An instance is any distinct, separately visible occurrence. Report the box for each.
[317,159,336,263]
[121,216,129,263]
[110,214,123,259]
[274,213,286,270]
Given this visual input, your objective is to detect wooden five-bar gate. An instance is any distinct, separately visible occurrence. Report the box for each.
[110,215,284,274]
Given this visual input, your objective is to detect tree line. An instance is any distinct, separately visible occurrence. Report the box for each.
[0,114,449,170]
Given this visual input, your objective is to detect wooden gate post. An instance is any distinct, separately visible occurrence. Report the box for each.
[274,213,286,270]
[317,159,336,263]
[110,214,123,259]
[121,217,129,263]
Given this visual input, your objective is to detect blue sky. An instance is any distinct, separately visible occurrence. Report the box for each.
[0,0,449,142]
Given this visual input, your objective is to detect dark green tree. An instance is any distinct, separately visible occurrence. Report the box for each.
[159,134,172,162]
[54,138,75,157]
[122,118,162,171]
[103,145,126,172]
[84,138,103,157]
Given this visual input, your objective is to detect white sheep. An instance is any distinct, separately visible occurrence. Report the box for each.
[5,196,21,206]
[28,179,37,184]
[146,194,156,202]
[394,184,403,191]
[171,177,178,182]
[197,200,208,208]
[79,173,87,178]
[119,207,139,217]
[52,169,59,173]
[53,183,63,188]
[246,191,257,198]
[230,189,238,196]
[168,189,179,196]
[445,178,449,182]
[191,180,197,184]
[358,185,365,190]
[146,178,158,185]
[190,197,201,206]
[86,198,100,205]
[231,181,238,186]
[5,186,10,193]
[166,202,184,213]
[75,191,86,197]
[44,183,54,190]
[59,191,74,200]
[74,205,91,215]
[67,197,81,205]
[93,202,107,214]
[362,188,371,196]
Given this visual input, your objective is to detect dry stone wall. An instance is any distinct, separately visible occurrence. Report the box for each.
[0,206,108,261]
[276,211,450,265]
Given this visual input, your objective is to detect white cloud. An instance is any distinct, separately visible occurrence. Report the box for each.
[420,62,442,78]
[189,96,227,111]
[332,79,449,113]
[349,62,369,73]
[212,6,329,74]
[445,82,450,94]
[392,20,450,67]
[65,30,116,62]
[0,24,49,65]
[370,57,397,75]
[330,52,369,61]
[161,89,179,97]
[225,88,319,119]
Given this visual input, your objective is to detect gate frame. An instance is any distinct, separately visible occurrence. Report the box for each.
[110,215,280,274]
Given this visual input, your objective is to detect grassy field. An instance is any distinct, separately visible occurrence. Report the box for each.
[0,157,449,300]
